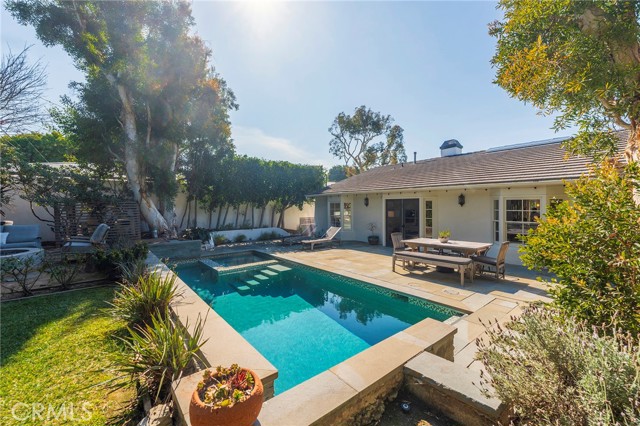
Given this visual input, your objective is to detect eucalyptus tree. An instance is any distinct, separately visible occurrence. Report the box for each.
[329,105,407,176]
[8,0,237,232]
[490,0,640,196]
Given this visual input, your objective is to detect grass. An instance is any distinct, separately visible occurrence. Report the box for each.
[0,286,135,425]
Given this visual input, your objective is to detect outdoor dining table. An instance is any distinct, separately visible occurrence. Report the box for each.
[400,238,492,257]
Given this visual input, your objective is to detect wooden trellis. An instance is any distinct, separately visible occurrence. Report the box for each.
[54,200,141,246]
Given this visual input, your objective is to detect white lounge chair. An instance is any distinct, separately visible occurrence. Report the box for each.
[301,226,341,250]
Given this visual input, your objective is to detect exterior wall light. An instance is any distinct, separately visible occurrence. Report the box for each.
[364,196,369,207]
[458,193,465,207]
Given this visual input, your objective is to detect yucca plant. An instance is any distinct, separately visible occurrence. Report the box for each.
[113,312,207,404]
[110,271,181,327]
[117,257,149,286]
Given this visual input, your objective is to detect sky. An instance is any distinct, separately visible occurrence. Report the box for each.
[1,1,569,169]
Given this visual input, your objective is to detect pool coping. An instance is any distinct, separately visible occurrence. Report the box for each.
[154,251,459,425]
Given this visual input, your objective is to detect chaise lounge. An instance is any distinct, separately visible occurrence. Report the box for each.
[301,226,341,251]
[62,223,110,253]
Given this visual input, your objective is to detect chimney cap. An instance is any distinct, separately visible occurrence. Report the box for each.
[439,139,463,150]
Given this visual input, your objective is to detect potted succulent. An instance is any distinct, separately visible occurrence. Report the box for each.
[367,223,380,245]
[438,229,451,243]
[189,364,264,426]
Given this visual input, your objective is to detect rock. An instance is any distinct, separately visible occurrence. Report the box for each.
[148,403,172,426]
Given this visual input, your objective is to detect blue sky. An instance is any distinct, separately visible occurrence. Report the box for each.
[2,1,568,168]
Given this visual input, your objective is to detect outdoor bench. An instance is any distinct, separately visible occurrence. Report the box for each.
[392,251,473,286]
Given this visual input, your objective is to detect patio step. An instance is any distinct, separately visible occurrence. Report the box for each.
[260,269,278,277]
[267,263,292,272]
[254,274,269,281]
[244,280,261,287]
[229,281,251,293]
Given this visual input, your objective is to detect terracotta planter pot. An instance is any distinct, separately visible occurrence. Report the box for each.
[439,237,449,243]
[189,368,264,426]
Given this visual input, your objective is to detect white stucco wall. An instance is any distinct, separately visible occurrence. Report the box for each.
[314,182,569,266]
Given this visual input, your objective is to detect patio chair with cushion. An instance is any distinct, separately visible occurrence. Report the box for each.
[62,223,110,253]
[471,241,510,279]
[301,226,341,250]
[0,224,42,248]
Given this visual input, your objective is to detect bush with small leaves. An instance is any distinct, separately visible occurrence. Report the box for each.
[0,256,43,296]
[477,305,640,426]
[233,234,247,243]
[521,161,640,335]
[45,254,85,290]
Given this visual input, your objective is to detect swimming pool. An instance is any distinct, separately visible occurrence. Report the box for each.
[174,253,461,394]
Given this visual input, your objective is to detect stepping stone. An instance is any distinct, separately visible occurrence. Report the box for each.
[254,274,269,281]
[245,280,261,287]
[261,269,278,276]
[229,282,251,293]
[268,264,292,272]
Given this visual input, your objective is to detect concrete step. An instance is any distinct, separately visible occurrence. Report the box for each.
[254,274,269,281]
[261,269,278,277]
[229,281,251,293]
[267,264,292,272]
[245,280,261,287]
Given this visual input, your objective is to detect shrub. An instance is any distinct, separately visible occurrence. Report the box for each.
[117,257,148,285]
[181,227,210,243]
[114,313,206,404]
[521,161,640,335]
[212,234,228,245]
[0,256,43,296]
[257,231,279,241]
[110,271,181,327]
[91,243,149,279]
[233,234,247,243]
[477,305,640,425]
[45,254,85,290]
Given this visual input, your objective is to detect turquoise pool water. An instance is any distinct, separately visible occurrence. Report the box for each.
[174,255,460,394]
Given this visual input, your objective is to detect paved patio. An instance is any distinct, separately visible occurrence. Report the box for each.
[258,242,552,373]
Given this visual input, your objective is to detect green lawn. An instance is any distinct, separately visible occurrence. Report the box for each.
[0,286,134,425]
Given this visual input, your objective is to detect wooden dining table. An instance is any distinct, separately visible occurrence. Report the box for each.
[401,238,492,257]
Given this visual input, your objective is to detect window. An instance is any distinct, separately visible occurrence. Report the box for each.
[329,202,341,227]
[493,199,500,241]
[343,202,352,230]
[505,199,540,242]
[425,200,433,237]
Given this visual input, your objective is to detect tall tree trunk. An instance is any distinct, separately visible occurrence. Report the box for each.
[108,77,170,233]
[250,204,255,228]
[208,209,213,229]
[277,206,286,229]
[242,204,249,227]
[215,205,222,230]
[270,204,276,227]
[258,206,266,228]
[179,200,188,229]
[193,198,198,228]
[222,204,230,228]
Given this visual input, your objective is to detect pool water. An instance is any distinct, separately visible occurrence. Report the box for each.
[200,252,270,267]
[175,256,460,394]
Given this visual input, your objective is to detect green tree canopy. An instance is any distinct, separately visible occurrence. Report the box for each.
[490,0,640,173]
[0,132,76,163]
[329,105,407,176]
[8,0,237,233]
[327,165,347,182]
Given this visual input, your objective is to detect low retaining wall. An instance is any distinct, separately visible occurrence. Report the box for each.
[148,240,201,260]
[404,352,509,426]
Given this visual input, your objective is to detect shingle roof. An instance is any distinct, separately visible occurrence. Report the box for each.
[317,131,628,195]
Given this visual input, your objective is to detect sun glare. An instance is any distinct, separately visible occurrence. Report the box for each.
[237,0,285,36]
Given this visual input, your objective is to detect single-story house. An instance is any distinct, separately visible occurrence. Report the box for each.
[312,130,627,265]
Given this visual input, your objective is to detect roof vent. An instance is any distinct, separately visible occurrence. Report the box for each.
[440,139,463,157]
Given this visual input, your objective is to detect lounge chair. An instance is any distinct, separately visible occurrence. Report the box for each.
[301,226,341,250]
[471,241,510,279]
[62,223,110,253]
